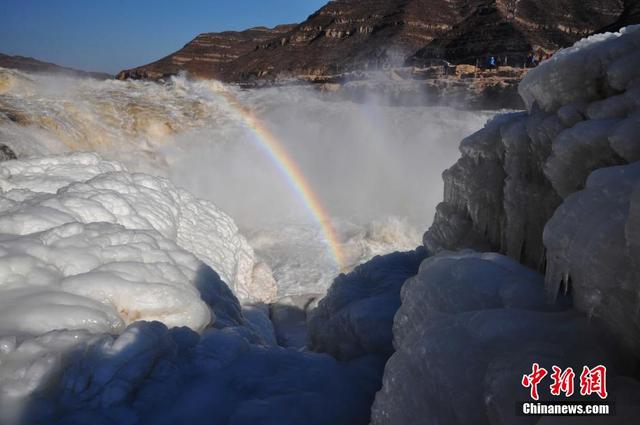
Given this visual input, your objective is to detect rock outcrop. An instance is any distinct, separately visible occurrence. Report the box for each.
[0,144,16,161]
[601,0,640,33]
[411,0,625,66]
[0,53,111,79]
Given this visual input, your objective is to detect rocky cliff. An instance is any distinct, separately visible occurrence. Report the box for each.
[411,0,625,66]
[601,0,640,32]
[118,0,629,85]
[116,25,295,81]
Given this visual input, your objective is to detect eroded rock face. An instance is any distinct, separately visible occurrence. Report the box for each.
[412,0,624,66]
[117,0,630,85]
[116,25,295,81]
[601,0,640,33]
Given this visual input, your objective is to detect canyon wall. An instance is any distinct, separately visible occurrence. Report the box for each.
[117,0,627,85]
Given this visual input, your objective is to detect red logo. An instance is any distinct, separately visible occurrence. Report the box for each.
[550,366,575,397]
[522,363,548,400]
[579,365,608,399]
[522,364,607,400]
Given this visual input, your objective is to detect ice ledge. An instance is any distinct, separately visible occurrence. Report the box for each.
[520,25,640,112]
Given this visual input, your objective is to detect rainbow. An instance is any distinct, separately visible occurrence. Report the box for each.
[207,82,345,271]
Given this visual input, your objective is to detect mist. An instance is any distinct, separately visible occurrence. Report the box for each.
[162,83,492,228]
[0,69,494,293]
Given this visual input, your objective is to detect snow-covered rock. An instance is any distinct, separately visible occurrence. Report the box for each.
[519,26,640,113]
[425,27,640,345]
[392,25,640,425]
[20,321,383,425]
[545,162,640,356]
[308,248,427,361]
[0,153,281,422]
[0,153,276,304]
[370,252,633,425]
[0,151,386,425]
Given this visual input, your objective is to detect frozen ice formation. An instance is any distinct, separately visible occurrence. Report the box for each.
[388,25,640,424]
[427,25,640,268]
[0,150,388,425]
[424,110,563,269]
[0,152,282,421]
[0,265,249,424]
[19,321,383,425]
[0,153,277,304]
[370,252,640,425]
[545,162,640,356]
[2,22,640,425]
[425,27,640,360]
[519,26,640,113]
[308,248,427,361]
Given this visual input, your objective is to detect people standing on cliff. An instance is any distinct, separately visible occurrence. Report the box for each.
[526,53,538,68]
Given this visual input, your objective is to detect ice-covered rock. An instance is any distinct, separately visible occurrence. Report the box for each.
[308,248,427,361]
[0,153,282,422]
[0,153,276,303]
[20,321,383,425]
[545,162,640,356]
[408,25,640,425]
[0,250,257,422]
[424,111,563,270]
[370,252,633,425]
[269,294,322,349]
[426,25,640,280]
[0,151,395,425]
[544,118,623,198]
[0,144,17,162]
[519,26,640,113]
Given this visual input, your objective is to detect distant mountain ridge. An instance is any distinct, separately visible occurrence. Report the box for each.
[117,25,296,81]
[0,53,111,79]
[117,0,635,84]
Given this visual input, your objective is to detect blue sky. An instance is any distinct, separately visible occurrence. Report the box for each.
[0,0,327,74]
